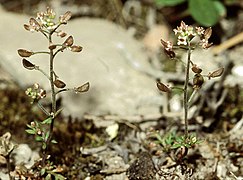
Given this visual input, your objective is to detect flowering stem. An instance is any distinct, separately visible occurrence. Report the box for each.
[41,33,57,167]
[183,44,191,139]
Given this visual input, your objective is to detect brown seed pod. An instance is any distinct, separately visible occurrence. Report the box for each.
[156,81,171,92]
[63,36,73,46]
[22,59,35,70]
[208,67,224,79]
[59,11,72,24]
[193,73,204,89]
[74,82,90,93]
[54,79,66,88]
[70,45,83,52]
[204,27,212,40]
[191,64,202,74]
[18,49,33,57]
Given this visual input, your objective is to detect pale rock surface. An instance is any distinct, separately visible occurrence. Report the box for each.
[0,7,162,118]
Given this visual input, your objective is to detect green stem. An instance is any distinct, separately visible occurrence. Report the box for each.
[41,33,57,167]
[184,44,191,139]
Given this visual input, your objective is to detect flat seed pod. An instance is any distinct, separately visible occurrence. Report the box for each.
[63,36,73,46]
[54,79,66,88]
[74,82,90,93]
[18,49,33,57]
[59,11,72,24]
[191,64,202,74]
[204,27,212,40]
[70,45,83,52]
[29,18,40,30]
[208,67,224,79]
[156,81,171,92]
[22,59,35,70]
[193,73,204,89]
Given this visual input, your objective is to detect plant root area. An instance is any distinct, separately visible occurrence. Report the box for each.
[0,83,242,179]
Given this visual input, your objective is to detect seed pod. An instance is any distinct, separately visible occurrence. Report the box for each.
[49,44,57,50]
[208,67,224,79]
[57,30,67,38]
[24,24,31,31]
[174,146,188,162]
[74,82,90,93]
[22,59,35,70]
[204,27,212,40]
[29,18,41,31]
[59,11,72,24]
[63,36,73,46]
[193,73,204,89]
[54,79,66,88]
[70,45,83,52]
[156,81,171,93]
[18,49,33,57]
[191,64,202,74]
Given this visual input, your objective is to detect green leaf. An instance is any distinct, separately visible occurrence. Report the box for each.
[35,136,43,142]
[51,139,58,144]
[25,129,36,135]
[41,117,52,125]
[189,0,219,26]
[53,173,66,180]
[45,131,50,141]
[155,0,186,6]
[41,168,46,176]
[42,142,47,150]
[213,1,226,17]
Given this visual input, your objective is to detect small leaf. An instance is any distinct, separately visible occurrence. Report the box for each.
[54,79,66,88]
[51,139,58,144]
[22,59,35,70]
[208,67,224,79]
[35,136,43,142]
[156,81,171,92]
[155,0,186,6]
[41,117,52,125]
[74,82,90,93]
[25,129,36,135]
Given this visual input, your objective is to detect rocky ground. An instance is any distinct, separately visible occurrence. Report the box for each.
[0,0,243,179]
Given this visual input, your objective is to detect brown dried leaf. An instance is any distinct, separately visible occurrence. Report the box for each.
[156,81,171,92]
[54,79,66,88]
[74,82,90,93]
[22,59,35,70]
[208,67,224,79]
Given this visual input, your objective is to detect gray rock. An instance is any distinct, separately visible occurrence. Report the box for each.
[0,7,161,118]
